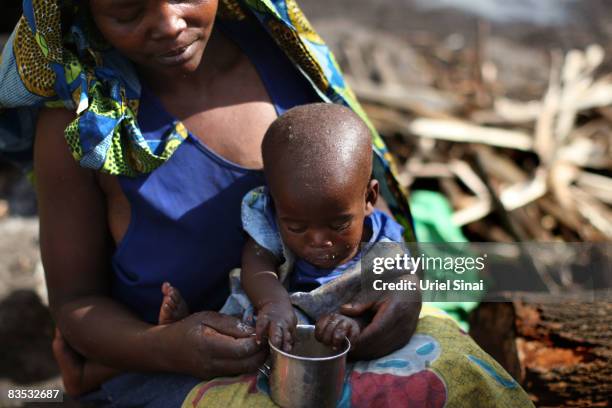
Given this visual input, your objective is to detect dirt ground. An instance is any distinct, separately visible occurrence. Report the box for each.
[0,0,610,406]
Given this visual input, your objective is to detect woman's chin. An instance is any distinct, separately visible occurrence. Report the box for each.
[161,57,202,76]
[146,45,205,78]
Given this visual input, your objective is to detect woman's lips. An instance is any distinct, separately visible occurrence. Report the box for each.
[155,40,197,66]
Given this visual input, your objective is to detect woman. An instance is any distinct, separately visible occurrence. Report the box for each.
[0,0,533,406]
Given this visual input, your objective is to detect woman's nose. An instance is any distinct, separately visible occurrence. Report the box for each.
[149,3,187,41]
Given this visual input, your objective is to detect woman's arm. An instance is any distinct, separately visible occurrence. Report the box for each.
[36,108,266,377]
[35,107,175,371]
[340,194,422,359]
[339,279,421,360]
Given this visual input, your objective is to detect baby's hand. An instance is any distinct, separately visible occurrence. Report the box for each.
[256,300,297,352]
[315,313,361,350]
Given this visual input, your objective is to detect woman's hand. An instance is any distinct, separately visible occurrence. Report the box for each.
[339,287,421,360]
[255,300,297,352]
[167,311,268,379]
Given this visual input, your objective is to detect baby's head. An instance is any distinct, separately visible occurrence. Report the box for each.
[262,103,378,269]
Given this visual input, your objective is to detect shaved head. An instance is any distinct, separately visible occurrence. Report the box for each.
[262,103,372,201]
[261,103,380,268]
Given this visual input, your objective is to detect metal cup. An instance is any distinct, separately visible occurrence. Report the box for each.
[260,324,350,408]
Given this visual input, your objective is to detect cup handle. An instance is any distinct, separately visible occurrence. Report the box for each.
[258,362,271,378]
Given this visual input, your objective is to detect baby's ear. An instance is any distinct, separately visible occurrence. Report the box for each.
[365,179,379,215]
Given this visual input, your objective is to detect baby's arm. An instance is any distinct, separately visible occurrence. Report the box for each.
[241,237,297,351]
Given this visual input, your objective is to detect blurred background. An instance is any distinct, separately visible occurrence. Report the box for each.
[1,0,611,406]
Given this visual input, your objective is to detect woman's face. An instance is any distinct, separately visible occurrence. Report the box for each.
[89,0,218,76]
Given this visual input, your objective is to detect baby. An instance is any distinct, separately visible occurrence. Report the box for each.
[238,103,405,352]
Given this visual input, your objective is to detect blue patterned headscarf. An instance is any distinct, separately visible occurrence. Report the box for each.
[0,0,415,240]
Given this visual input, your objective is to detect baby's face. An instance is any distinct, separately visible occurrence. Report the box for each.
[272,182,376,269]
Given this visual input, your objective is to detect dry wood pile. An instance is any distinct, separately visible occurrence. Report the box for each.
[320,23,612,406]
[325,23,612,243]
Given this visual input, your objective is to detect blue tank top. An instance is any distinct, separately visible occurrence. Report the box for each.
[111,18,319,323]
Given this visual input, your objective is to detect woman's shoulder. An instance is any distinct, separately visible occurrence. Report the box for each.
[37,107,75,129]
[34,107,95,185]
[35,107,75,153]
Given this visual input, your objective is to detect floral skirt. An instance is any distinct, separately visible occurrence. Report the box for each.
[182,305,533,408]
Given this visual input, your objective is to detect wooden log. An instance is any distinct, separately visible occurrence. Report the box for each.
[576,171,612,205]
[537,197,605,242]
[407,118,534,151]
[451,170,547,226]
[534,50,562,165]
[470,300,612,407]
[571,187,612,239]
[348,78,462,116]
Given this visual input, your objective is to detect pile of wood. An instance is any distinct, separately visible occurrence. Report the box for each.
[319,23,612,406]
[323,23,612,243]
